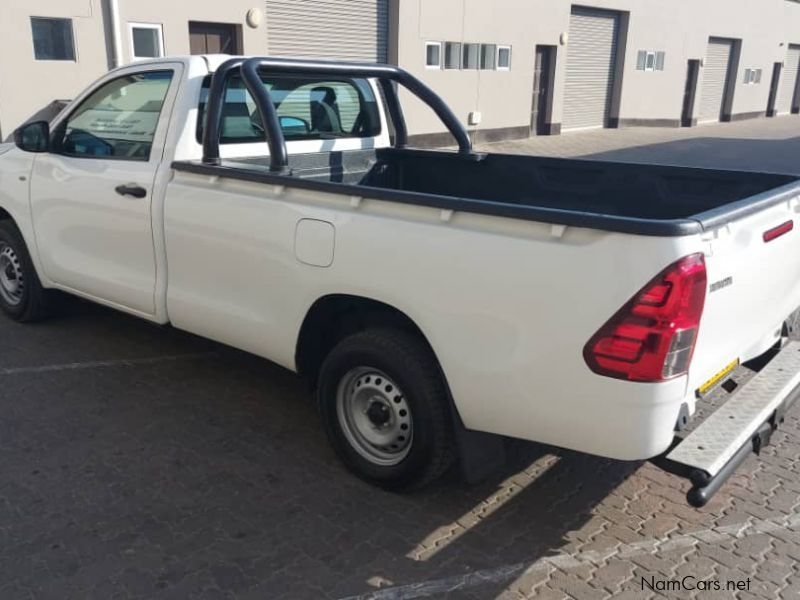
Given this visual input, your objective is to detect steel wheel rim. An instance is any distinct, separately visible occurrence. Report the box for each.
[336,367,413,466]
[0,243,24,307]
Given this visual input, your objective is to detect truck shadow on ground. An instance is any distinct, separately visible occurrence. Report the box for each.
[581,135,800,176]
[0,297,665,600]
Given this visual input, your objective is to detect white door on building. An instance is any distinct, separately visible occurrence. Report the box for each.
[699,38,734,124]
[266,0,388,62]
[562,7,620,132]
[777,45,800,115]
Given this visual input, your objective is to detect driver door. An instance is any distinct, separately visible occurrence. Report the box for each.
[30,64,181,315]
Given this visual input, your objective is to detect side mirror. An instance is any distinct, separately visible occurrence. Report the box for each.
[279,115,311,135]
[13,121,50,153]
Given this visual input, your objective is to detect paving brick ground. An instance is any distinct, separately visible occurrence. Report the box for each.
[2,116,800,599]
[478,114,800,176]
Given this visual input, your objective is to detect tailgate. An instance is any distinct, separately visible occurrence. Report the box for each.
[689,185,800,396]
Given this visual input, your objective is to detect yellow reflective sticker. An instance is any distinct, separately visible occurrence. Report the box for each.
[697,358,740,397]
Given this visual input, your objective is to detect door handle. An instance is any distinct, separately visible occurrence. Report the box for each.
[115,184,147,198]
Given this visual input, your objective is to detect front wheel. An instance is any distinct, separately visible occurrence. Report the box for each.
[317,329,455,490]
[0,220,51,322]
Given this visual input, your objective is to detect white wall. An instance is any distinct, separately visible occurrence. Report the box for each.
[0,0,267,138]
[116,0,266,63]
[0,0,110,138]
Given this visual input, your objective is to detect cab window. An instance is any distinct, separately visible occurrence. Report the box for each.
[56,70,173,161]
[197,73,381,144]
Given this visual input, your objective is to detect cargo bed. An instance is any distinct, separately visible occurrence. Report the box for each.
[174,147,800,237]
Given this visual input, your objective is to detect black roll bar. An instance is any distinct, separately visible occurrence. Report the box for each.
[202,57,244,166]
[201,56,473,169]
[378,78,408,149]
[240,59,290,172]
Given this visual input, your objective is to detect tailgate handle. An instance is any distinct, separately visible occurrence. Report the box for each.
[763,220,793,243]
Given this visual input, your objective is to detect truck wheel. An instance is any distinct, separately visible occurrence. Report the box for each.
[0,220,50,322]
[785,307,800,338]
[317,328,455,490]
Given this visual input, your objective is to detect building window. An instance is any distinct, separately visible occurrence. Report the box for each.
[480,44,497,69]
[497,46,512,70]
[30,17,75,61]
[130,23,164,61]
[444,42,461,69]
[425,42,442,69]
[743,68,763,84]
[636,50,665,72]
[462,43,480,69]
[189,22,242,55]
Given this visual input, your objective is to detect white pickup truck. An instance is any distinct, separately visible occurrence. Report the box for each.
[3,55,800,505]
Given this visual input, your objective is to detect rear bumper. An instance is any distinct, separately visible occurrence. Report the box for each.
[652,341,800,507]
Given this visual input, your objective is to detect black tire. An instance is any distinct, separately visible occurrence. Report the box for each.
[785,307,800,339]
[0,220,51,322]
[317,328,456,490]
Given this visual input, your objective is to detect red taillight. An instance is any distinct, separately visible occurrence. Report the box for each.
[584,254,707,382]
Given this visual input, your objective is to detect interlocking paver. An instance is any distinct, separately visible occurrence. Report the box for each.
[696,544,755,573]
[2,116,800,599]
[478,114,800,176]
[547,570,609,600]
[587,558,637,594]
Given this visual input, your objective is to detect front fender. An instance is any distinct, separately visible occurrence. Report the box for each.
[0,148,48,285]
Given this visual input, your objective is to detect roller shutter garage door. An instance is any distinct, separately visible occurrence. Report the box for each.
[699,38,734,123]
[562,7,620,131]
[777,44,800,115]
[266,0,388,62]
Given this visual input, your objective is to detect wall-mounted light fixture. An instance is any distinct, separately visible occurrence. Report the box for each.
[246,8,263,28]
